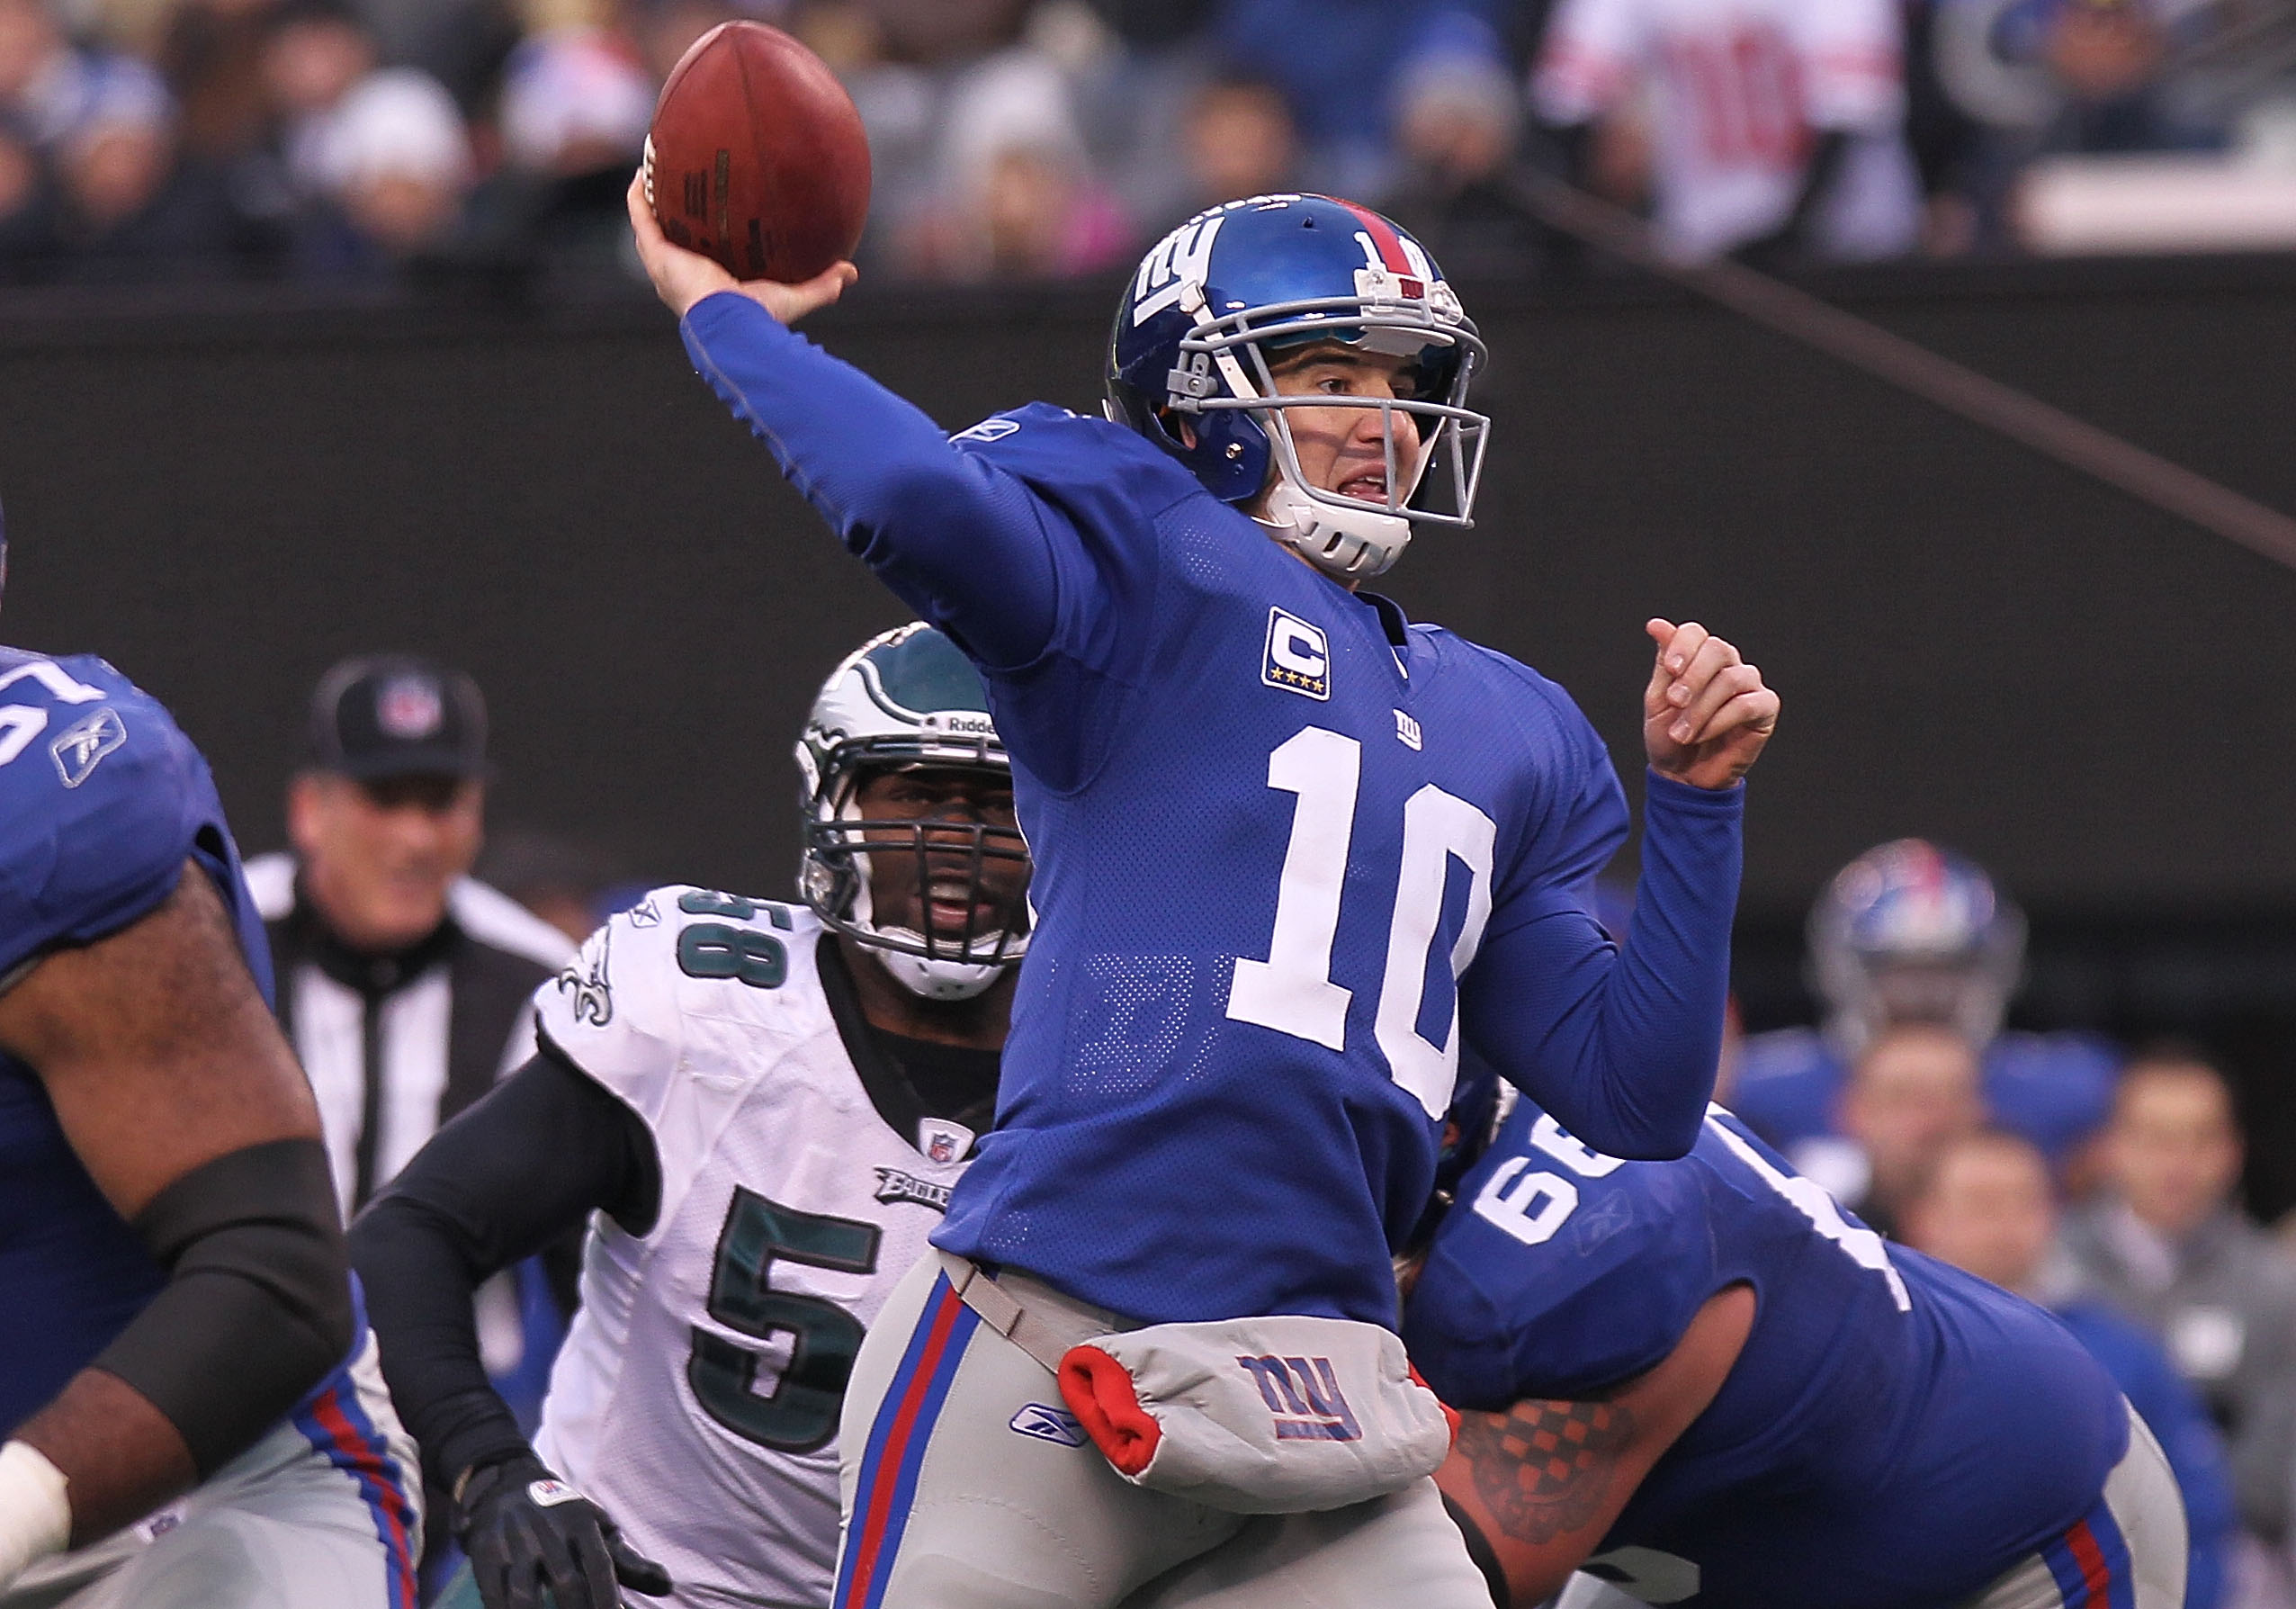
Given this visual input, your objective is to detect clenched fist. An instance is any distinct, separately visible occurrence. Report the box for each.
[1642,619,1778,790]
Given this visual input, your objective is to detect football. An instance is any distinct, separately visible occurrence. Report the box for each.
[644,21,871,283]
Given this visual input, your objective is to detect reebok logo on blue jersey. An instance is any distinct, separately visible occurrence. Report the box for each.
[1262,609,1330,700]
[49,707,125,788]
[1009,1403,1088,1447]
[1237,1355,1361,1443]
[950,418,1021,445]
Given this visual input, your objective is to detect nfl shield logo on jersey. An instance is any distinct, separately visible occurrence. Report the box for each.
[1261,608,1330,701]
[919,1119,973,1165]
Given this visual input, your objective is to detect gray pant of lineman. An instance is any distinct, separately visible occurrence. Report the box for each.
[0,1340,422,1609]
[1553,1400,2186,1609]
[838,1248,1495,1609]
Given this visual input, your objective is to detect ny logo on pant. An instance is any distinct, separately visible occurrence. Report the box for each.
[1236,1355,1362,1443]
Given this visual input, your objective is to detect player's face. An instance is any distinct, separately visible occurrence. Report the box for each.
[1907,1141,2055,1291]
[2107,1069,2242,1236]
[1261,344,1424,508]
[1840,1026,1984,1194]
[1868,960,1987,1029]
[289,770,483,951]
[851,767,1027,948]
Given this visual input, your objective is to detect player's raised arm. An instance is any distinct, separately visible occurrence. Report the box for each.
[627,175,1076,673]
[0,862,351,1564]
[1461,623,1774,1158]
[350,1048,669,1609]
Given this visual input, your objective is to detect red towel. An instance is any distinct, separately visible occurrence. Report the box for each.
[1409,1363,1461,1443]
[1058,1344,1162,1476]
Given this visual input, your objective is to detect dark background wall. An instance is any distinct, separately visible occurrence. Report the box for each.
[3,259,2293,1191]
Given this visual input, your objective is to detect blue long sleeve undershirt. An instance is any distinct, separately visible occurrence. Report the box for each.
[683,292,1069,671]
[1466,771,1742,1159]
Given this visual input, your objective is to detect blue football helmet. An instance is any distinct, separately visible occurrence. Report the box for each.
[1106,193,1490,580]
[1808,839,2026,1055]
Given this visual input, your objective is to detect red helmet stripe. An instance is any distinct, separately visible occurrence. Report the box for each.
[1332,198,1414,274]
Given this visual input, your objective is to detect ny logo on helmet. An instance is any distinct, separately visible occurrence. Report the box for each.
[1131,194,1302,328]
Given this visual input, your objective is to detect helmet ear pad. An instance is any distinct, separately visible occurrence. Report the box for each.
[1185,403,1273,505]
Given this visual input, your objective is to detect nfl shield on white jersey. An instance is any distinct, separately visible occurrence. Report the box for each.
[530,889,977,1609]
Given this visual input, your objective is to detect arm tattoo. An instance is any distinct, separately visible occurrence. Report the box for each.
[1457,1398,1637,1546]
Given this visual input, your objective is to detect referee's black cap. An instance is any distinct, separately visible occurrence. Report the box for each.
[307,653,489,781]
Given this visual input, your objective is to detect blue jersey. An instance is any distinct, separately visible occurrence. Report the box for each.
[1405,1101,2131,1608]
[0,649,276,1436]
[2055,1299,2234,1609]
[683,295,1744,1326]
[1732,1025,2119,1164]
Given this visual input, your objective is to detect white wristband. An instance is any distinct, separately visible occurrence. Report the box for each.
[0,1441,71,1589]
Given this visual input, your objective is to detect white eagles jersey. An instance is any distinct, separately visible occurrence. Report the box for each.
[1531,0,1919,262]
[530,887,980,1609]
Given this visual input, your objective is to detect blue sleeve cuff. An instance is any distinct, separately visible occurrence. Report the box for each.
[678,290,788,373]
[1643,769,1747,819]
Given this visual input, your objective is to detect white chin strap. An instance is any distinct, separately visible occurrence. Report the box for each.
[866,944,1009,1002]
[848,862,1020,1002]
[1255,480,1413,581]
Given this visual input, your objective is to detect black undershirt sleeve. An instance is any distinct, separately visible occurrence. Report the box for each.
[96,1137,354,1478]
[348,1048,660,1487]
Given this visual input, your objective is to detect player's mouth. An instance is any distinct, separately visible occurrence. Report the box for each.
[1335,470,1391,505]
[922,876,997,936]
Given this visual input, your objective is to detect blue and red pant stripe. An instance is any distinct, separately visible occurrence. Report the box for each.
[2039,1497,2137,1609]
[834,1273,981,1609]
[291,1375,419,1609]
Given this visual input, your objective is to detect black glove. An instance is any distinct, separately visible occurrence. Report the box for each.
[453,1452,673,1609]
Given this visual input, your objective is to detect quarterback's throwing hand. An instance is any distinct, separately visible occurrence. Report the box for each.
[1642,619,1778,790]
[626,172,856,323]
[455,1452,672,1609]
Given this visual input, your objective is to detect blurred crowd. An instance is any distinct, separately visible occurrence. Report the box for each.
[2,0,2295,288]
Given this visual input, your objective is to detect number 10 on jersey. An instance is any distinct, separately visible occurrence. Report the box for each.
[1227,725,1496,1118]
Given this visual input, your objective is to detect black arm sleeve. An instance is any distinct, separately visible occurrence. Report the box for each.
[348,1049,660,1487]
[94,1137,354,1478]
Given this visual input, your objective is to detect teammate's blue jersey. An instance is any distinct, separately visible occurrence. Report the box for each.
[2054,1300,2233,1609]
[1405,1101,2131,1608]
[683,296,1744,1326]
[1732,1024,2119,1164]
[0,649,276,1436]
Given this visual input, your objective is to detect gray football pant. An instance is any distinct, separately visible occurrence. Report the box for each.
[1552,1399,2185,1609]
[0,1338,421,1609]
[835,1248,1494,1609]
